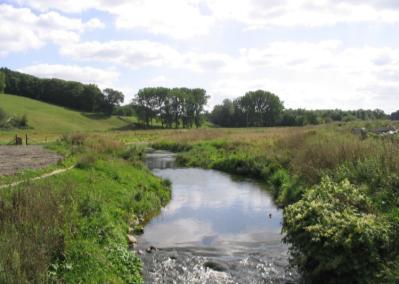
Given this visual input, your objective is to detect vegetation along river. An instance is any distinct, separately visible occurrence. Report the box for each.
[139,150,297,283]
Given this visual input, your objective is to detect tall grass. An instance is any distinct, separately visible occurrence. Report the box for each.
[0,134,171,283]
[0,182,72,283]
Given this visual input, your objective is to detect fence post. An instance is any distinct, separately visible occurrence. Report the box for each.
[26,134,28,146]
[15,134,18,145]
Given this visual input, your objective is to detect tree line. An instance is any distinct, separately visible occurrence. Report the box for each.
[1,67,397,126]
[210,90,392,127]
[132,87,209,128]
[0,68,123,114]
[210,90,284,127]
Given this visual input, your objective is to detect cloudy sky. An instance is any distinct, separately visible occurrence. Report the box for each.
[1,0,399,112]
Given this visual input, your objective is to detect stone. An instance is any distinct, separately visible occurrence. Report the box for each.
[203,261,229,272]
[133,225,144,235]
[127,234,137,244]
[146,246,157,253]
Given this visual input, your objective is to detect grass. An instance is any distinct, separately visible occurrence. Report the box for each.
[0,134,171,283]
[0,117,398,282]
[0,94,138,142]
[146,122,399,281]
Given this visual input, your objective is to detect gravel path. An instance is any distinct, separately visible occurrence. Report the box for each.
[0,145,62,176]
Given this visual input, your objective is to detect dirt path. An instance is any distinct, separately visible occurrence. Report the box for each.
[0,145,62,176]
[0,165,75,189]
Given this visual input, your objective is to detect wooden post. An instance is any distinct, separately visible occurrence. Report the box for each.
[15,134,18,145]
[26,134,28,145]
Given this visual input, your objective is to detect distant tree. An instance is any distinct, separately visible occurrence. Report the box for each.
[211,99,235,127]
[103,88,124,114]
[0,68,108,113]
[0,71,5,93]
[211,90,284,127]
[132,87,208,129]
[391,110,399,120]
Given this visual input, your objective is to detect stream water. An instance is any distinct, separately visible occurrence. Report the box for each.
[139,150,297,283]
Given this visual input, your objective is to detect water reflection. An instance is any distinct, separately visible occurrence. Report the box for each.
[140,163,283,250]
[139,150,296,283]
[145,150,176,170]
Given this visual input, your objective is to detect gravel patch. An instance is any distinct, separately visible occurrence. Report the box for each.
[0,145,62,176]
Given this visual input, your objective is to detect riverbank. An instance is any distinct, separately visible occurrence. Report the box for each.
[0,134,171,283]
[151,125,399,282]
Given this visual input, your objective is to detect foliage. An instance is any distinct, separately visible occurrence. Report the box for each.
[211,90,284,127]
[283,178,396,283]
[280,108,387,126]
[133,87,209,128]
[0,68,123,113]
[0,71,5,93]
[0,107,28,129]
[211,94,388,127]
[392,110,399,120]
[103,88,125,114]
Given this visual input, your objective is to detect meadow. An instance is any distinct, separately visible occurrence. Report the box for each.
[1,93,399,282]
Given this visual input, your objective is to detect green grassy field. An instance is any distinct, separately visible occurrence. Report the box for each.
[1,92,399,282]
[0,94,136,135]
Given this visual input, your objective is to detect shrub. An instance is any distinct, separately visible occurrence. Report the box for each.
[152,141,192,152]
[61,133,87,146]
[120,145,146,161]
[0,109,29,129]
[76,153,97,169]
[283,177,395,283]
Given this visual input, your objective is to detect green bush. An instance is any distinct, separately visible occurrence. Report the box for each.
[283,177,396,283]
[0,108,29,129]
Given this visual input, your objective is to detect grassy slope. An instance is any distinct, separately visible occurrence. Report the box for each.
[0,94,136,134]
[0,135,171,283]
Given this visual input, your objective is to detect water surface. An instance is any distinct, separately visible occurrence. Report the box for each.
[139,150,296,283]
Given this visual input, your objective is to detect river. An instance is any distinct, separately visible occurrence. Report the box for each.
[139,150,296,283]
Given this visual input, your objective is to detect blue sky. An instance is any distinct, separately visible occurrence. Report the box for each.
[1,0,399,112]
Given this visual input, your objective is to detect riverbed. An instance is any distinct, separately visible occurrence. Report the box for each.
[139,150,296,283]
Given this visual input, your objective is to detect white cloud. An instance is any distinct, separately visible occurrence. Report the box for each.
[208,0,399,29]
[60,40,180,68]
[113,0,214,39]
[0,4,104,56]
[15,0,399,38]
[18,64,119,87]
[60,40,232,72]
[207,41,399,112]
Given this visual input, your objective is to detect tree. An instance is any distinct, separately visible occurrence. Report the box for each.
[391,110,399,120]
[0,68,108,113]
[210,99,235,127]
[103,88,124,114]
[210,90,284,127]
[132,87,208,129]
[0,71,5,93]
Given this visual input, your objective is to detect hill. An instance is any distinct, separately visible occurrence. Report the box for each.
[0,94,136,134]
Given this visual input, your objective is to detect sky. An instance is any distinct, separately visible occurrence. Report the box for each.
[1,0,399,113]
